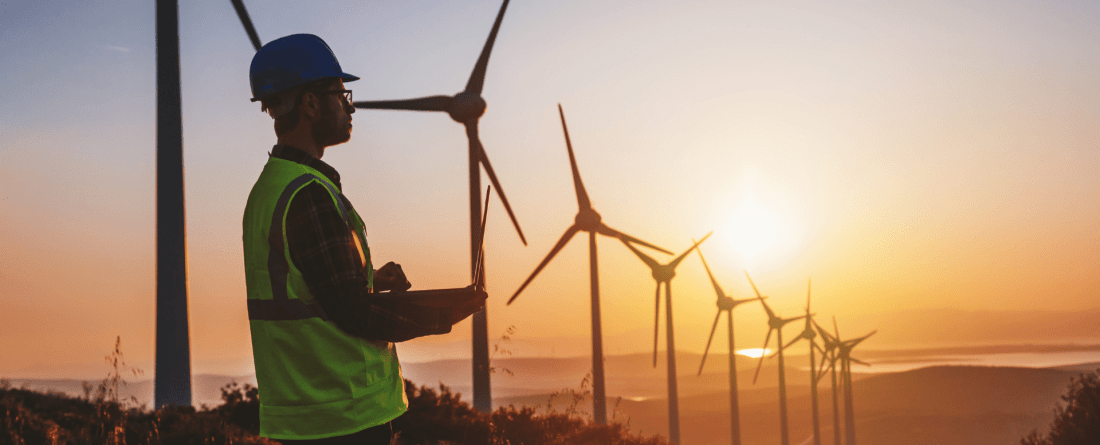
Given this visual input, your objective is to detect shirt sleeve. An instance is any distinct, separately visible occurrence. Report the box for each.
[284,182,452,342]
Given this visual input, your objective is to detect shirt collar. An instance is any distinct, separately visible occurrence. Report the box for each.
[270,145,342,190]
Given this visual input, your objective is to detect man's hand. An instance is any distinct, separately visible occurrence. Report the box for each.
[373,261,412,292]
[447,285,488,325]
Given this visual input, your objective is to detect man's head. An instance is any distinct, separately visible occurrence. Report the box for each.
[249,34,359,151]
[260,78,355,146]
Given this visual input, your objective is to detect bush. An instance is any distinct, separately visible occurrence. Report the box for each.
[1022,369,1100,445]
[392,380,667,445]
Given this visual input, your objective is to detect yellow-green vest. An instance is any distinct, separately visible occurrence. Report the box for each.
[242,156,407,440]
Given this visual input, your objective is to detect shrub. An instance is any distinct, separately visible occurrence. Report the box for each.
[1022,369,1100,445]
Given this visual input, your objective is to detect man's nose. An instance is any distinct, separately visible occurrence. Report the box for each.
[346,101,355,114]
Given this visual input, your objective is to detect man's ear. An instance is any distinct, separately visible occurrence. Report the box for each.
[299,91,321,122]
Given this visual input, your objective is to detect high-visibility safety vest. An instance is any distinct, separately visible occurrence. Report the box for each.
[242,156,407,440]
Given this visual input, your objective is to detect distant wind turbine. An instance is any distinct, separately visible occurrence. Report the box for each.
[814,317,844,445]
[777,280,824,445]
[695,245,761,445]
[621,234,712,445]
[747,272,805,445]
[507,105,672,424]
[836,329,876,445]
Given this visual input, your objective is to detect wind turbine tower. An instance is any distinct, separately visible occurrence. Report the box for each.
[155,0,192,409]
[621,234,712,444]
[507,105,671,424]
[695,246,761,445]
[747,272,805,445]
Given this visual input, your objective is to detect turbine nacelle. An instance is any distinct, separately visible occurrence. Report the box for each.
[574,207,602,231]
[447,92,487,122]
[717,296,736,311]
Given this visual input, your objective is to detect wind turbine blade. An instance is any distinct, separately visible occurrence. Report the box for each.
[746,272,777,320]
[695,244,725,301]
[781,334,801,351]
[506,225,580,304]
[697,311,722,375]
[472,185,491,287]
[621,237,661,271]
[354,96,452,112]
[464,0,510,95]
[847,330,877,348]
[813,319,834,343]
[598,224,673,254]
[230,0,262,51]
[744,271,766,299]
[557,104,592,211]
[668,232,712,269]
[752,329,774,384]
[652,284,661,368]
[784,315,807,325]
[469,122,526,245]
[806,278,812,311]
[833,315,840,340]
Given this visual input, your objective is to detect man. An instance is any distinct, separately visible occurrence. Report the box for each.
[242,34,487,444]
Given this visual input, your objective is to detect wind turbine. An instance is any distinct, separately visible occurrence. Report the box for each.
[620,233,712,445]
[155,0,192,409]
[507,104,672,424]
[230,1,527,412]
[695,246,761,445]
[836,329,876,445]
[814,317,843,445]
[351,1,527,412]
[747,272,805,445]
[777,280,824,445]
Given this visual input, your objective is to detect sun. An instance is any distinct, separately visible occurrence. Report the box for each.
[725,190,801,264]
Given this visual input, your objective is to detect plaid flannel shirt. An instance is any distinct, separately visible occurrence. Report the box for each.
[272,145,451,342]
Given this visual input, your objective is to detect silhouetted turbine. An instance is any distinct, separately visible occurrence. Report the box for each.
[351,0,526,413]
[814,317,843,445]
[747,272,805,445]
[621,234,711,445]
[777,280,824,445]
[836,329,876,445]
[352,0,527,247]
[507,105,671,424]
[695,246,760,445]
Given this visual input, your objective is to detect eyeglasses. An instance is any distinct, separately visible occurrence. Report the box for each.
[318,89,352,104]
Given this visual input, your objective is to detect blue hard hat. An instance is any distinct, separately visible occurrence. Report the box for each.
[249,34,359,102]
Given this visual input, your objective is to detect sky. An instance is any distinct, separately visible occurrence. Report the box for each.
[1,0,1098,379]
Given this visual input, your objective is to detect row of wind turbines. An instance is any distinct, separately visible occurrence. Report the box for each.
[213,4,880,445]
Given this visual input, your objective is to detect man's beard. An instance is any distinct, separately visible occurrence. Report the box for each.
[311,103,351,148]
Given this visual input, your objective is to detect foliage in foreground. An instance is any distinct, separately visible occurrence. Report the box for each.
[1,378,666,445]
[392,380,666,445]
[1021,369,1100,445]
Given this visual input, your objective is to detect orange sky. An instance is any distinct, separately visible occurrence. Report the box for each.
[1,0,1098,378]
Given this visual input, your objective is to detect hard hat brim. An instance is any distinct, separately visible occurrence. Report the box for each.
[250,73,359,102]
